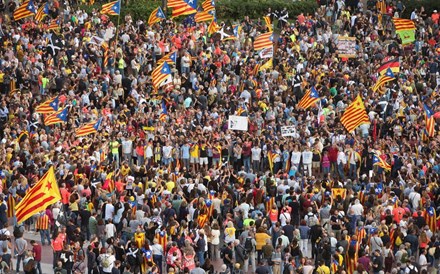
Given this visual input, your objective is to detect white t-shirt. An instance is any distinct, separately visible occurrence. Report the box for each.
[100,254,115,273]
[104,203,115,221]
[105,223,116,238]
[302,151,313,164]
[291,151,301,164]
[279,212,291,227]
[251,147,262,161]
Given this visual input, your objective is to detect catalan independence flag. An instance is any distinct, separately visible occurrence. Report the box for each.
[424,207,437,232]
[14,0,36,21]
[423,103,436,137]
[43,107,68,126]
[373,152,391,171]
[253,32,273,51]
[265,196,275,211]
[378,58,400,75]
[202,0,215,12]
[297,86,320,109]
[263,15,272,32]
[75,118,102,137]
[372,68,395,92]
[340,95,370,133]
[101,0,120,16]
[195,11,214,23]
[15,167,61,224]
[35,3,49,22]
[47,19,60,31]
[167,0,197,18]
[155,230,168,252]
[35,96,59,114]
[207,20,220,35]
[157,51,177,65]
[148,6,166,26]
[152,61,171,88]
[267,151,278,173]
[159,100,168,122]
[331,188,347,200]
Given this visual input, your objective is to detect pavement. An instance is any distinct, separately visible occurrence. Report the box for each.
[7,227,53,274]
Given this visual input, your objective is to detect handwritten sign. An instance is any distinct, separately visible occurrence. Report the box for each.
[337,37,356,58]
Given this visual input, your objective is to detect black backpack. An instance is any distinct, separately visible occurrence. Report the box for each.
[283,263,291,274]
[13,225,23,238]
[244,238,253,253]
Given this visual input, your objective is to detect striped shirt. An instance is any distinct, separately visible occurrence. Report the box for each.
[35,214,49,230]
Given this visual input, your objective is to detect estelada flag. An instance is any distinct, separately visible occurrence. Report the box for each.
[331,188,347,200]
[254,31,273,51]
[377,58,400,75]
[15,167,61,224]
[297,86,320,109]
[340,95,370,133]
[35,96,59,114]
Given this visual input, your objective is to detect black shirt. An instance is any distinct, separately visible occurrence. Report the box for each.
[222,247,233,265]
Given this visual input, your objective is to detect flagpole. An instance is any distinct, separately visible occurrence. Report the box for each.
[114,0,122,71]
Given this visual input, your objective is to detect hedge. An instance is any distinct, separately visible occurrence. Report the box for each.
[80,0,319,23]
[401,0,438,18]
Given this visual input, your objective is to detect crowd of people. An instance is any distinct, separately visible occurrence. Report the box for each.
[0,0,439,273]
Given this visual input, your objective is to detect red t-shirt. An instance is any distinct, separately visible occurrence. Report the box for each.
[32,244,42,261]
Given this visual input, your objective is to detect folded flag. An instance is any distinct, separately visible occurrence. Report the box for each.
[372,68,395,92]
[340,95,370,133]
[148,6,166,26]
[44,107,68,126]
[35,3,49,22]
[254,32,273,51]
[207,20,220,35]
[263,16,272,32]
[377,58,400,75]
[35,96,59,114]
[424,103,436,138]
[101,0,120,16]
[157,51,177,65]
[14,0,36,21]
[297,87,320,109]
[75,118,103,137]
[373,152,391,171]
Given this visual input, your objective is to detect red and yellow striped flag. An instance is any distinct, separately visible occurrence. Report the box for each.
[254,32,273,51]
[15,167,61,224]
[392,18,416,31]
[340,95,370,133]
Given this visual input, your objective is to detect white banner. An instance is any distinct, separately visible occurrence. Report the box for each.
[228,115,248,131]
[281,126,297,137]
[259,47,273,58]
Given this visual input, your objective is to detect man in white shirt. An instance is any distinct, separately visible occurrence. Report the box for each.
[251,145,262,172]
[301,147,313,177]
[291,148,301,176]
[162,141,173,166]
[349,199,364,233]
[337,148,347,180]
[121,137,133,164]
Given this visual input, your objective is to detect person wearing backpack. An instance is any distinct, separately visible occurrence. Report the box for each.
[282,257,295,274]
[242,232,257,273]
[99,248,116,274]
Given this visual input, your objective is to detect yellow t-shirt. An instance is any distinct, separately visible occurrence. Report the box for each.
[121,165,130,176]
[190,145,199,158]
[110,141,119,154]
[0,73,4,83]
[166,180,175,192]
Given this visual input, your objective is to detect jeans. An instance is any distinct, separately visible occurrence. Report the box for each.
[338,163,345,180]
[349,163,357,179]
[300,239,309,255]
[40,229,51,245]
[243,157,251,173]
[197,250,205,265]
[153,254,163,273]
[252,160,260,172]
[16,253,25,272]
[36,260,42,274]
[137,155,144,166]
[112,153,120,169]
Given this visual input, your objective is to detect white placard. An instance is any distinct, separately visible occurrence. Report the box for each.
[281,126,297,137]
[228,115,248,131]
[259,47,273,58]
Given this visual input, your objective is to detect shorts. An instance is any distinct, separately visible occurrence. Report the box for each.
[200,157,208,165]
[312,162,321,168]
[190,157,199,164]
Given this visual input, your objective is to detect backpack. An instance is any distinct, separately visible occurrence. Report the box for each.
[220,247,226,259]
[408,265,418,274]
[244,238,253,253]
[347,244,356,258]
[283,263,291,274]
[101,255,111,268]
